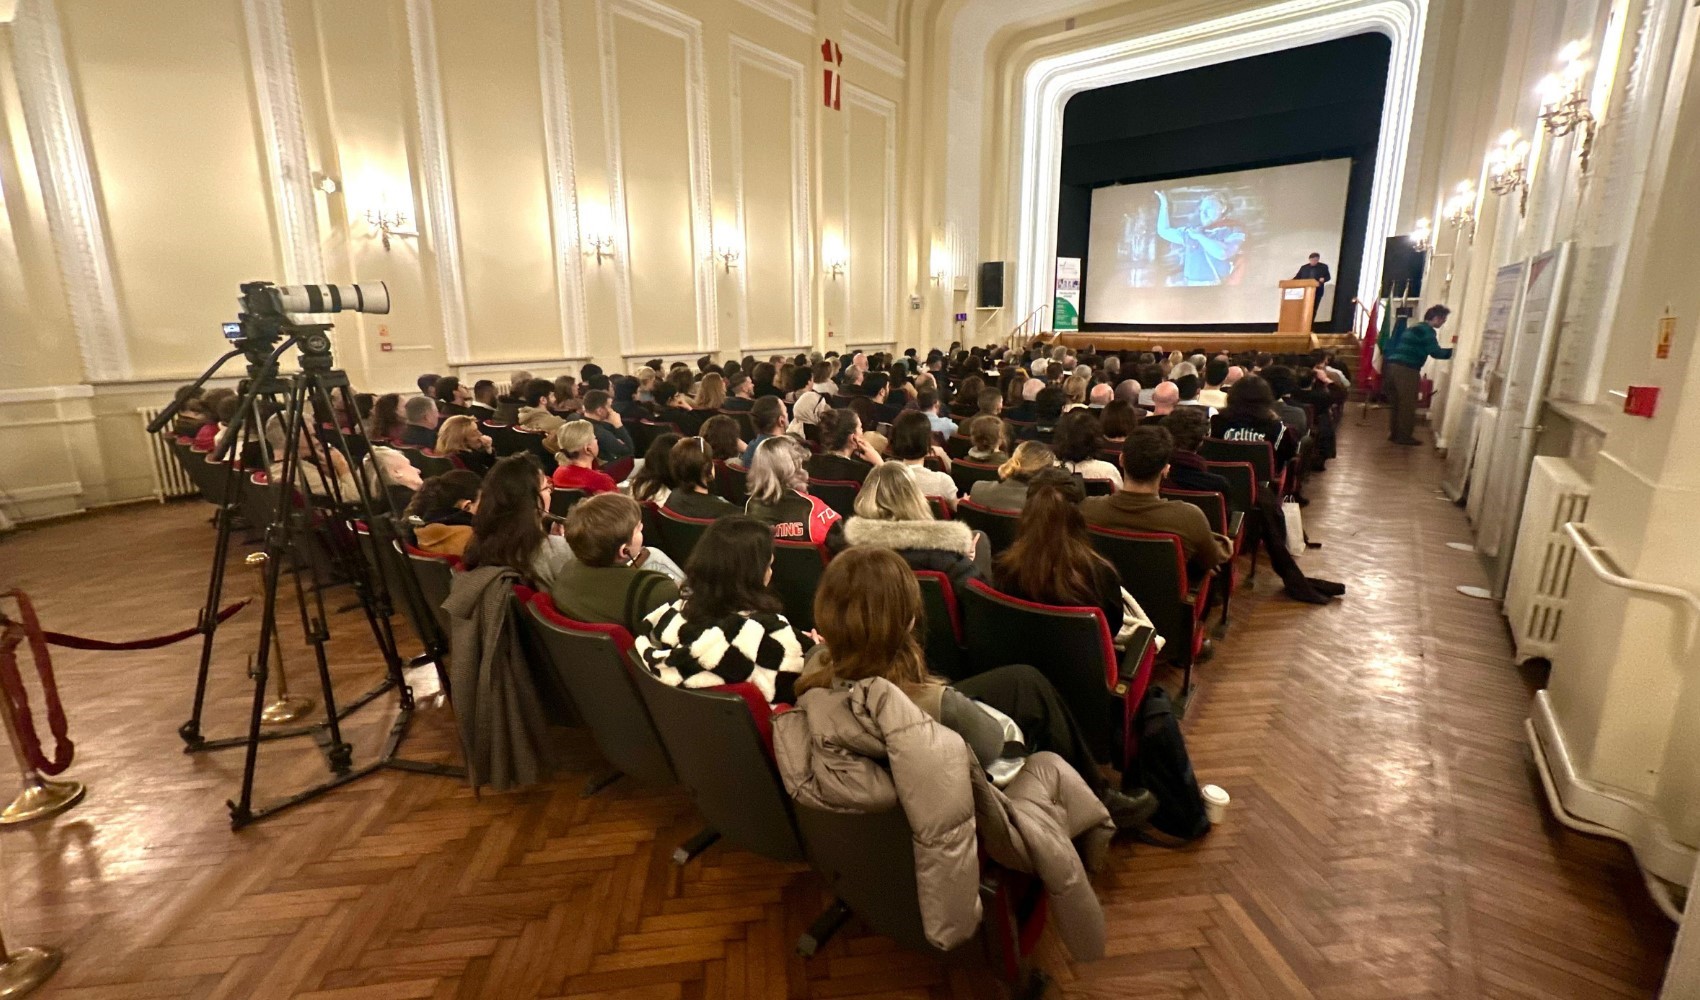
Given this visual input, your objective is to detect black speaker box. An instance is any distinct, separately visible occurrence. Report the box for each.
[1381,237,1426,298]
[977,261,1004,310]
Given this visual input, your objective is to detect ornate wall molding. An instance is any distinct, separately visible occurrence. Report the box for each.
[536,0,588,359]
[734,0,814,35]
[241,0,324,286]
[597,0,717,355]
[11,0,131,382]
[729,36,812,351]
[842,26,906,80]
[403,0,471,364]
[844,0,898,41]
[842,83,897,347]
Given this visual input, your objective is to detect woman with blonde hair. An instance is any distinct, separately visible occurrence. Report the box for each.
[796,547,1156,828]
[435,414,496,476]
[549,420,617,495]
[744,435,843,547]
[969,440,1054,511]
[634,366,659,404]
[844,462,980,589]
[1061,374,1089,412]
[693,371,727,411]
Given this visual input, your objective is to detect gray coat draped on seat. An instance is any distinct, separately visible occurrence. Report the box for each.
[773,677,1113,960]
[442,565,564,791]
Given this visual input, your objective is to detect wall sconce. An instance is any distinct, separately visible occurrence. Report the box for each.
[584,232,616,265]
[1444,180,1476,243]
[1409,217,1433,253]
[364,208,416,252]
[826,258,847,280]
[929,244,950,286]
[1486,130,1531,217]
[715,245,741,273]
[1539,40,1597,172]
[312,171,339,195]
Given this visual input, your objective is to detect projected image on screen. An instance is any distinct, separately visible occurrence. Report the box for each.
[1085,158,1351,325]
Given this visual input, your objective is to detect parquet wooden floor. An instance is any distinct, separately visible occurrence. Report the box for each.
[0,416,1674,998]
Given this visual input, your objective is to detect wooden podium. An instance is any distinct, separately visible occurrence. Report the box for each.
[1277,279,1319,333]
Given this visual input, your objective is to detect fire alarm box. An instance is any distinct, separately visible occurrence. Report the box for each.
[1624,385,1658,418]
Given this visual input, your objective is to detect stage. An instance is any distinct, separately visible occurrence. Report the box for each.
[1047,331,1358,356]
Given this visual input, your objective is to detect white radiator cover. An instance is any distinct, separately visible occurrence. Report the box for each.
[137,407,199,501]
[1504,455,1591,661]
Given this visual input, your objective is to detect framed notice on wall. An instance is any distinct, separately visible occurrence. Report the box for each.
[1054,258,1080,332]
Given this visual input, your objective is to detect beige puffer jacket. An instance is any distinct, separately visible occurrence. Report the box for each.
[773,677,1113,960]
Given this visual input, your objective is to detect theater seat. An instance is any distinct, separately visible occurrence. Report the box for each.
[1087,527,1209,707]
[522,594,677,794]
[807,478,860,520]
[770,540,830,631]
[652,505,716,565]
[912,570,965,680]
[948,459,1002,496]
[713,460,749,506]
[954,499,1019,555]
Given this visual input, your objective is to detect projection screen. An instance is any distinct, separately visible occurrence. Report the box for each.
[1084,158,1352,325]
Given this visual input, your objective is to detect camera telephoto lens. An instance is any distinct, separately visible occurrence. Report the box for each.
[271,282,390,315]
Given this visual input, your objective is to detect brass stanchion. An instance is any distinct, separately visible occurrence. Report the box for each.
[0,680,81,827]
[0,927,59,998]
[246,553,314,725]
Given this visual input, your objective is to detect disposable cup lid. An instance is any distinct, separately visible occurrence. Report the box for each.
[1200,784,1230,804]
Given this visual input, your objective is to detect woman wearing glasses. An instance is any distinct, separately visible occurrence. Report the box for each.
[462,454,576,587]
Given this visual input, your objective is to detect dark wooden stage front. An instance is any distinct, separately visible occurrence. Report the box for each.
[1048,330,1358,356]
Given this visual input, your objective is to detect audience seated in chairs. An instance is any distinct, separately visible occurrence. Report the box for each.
[462,454,574,588]
[745,435,844,548]
[436,414,496,476]
[405,470,481,557]
[515,379,565,434]
[739,396,790,466]
[691,371,728,413]
[1211,375,1297,469]
[790,361,838,428]
[843,463,980,591]
[1165,408,1342,605]
[721,373,756,411]
[626,432,681,504]
[1025,386,1066,441]
[399,395,439,449]
[806,408,881,484]
[1082,426,1233,586]
[193,392,239,452]
[969,440,1055,512]
[550,493,683,633]
[1149,381,1180,417]
[549,376,582,418]
[793,546,1156,830]
[468,379,498,420]
[699,413,746,468]
[1053,410,1123,490]
[664,437,737,519]
[888,411,957,510]
[581,389,636,464]
[917,390,957,438]
[1099,399,1141,445]
[651,383,703,435]
[366,392,405,444]
[610,376,651,424]
[994,473,1125,636]
[962,414,1008,465]
[549,421,618,495]
[435,376,472,416]
[974,386,1005,421]
[370,443,424,492]
[636,515,815,705]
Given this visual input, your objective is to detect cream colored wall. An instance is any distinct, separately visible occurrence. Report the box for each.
[0,0,916,523]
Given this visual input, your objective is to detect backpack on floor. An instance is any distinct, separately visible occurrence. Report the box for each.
[1133,686,1210,842]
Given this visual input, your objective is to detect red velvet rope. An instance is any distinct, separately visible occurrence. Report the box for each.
[0,590,75,775]
[0,592,250,775]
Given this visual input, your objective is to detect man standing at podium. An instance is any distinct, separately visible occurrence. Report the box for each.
[1295,253,1330,322]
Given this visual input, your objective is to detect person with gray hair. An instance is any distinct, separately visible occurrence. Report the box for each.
[744,435,844,547]
[400,395,439,448]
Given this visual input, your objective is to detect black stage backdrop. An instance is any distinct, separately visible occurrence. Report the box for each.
[1058,33,1390,334]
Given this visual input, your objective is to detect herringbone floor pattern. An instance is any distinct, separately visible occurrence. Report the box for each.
[0,417,1673,998]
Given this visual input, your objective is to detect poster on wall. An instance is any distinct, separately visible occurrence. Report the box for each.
[1443,261,1526,502]
[1054,258,1081,332]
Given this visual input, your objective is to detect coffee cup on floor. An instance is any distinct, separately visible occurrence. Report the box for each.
[1201,784,1229,825]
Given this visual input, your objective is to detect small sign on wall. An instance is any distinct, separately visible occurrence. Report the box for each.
[1656,312,1675,359]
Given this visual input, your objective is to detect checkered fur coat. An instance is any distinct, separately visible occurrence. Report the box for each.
[635,600,814,704]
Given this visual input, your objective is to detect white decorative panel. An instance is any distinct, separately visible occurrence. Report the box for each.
[404,0,470,363]
[10,0,129,381]
[842,84,896,347]
[537,0,588,359]
[597,0,716,355]
[730,37,810,351]
[241,0,324,285]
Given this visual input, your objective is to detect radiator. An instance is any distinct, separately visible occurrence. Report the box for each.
[1503,456,1591,662]
[137,406,199,501]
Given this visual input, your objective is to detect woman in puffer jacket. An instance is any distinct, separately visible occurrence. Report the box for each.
[842,462,982,591]
[635,515,814,705]
[793,547,1155,832]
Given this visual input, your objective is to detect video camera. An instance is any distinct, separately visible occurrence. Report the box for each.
[225,280,390,368]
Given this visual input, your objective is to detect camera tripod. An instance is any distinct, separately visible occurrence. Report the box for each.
[151,307,461,829]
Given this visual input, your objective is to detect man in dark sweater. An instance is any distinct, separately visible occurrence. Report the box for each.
[1081,425,1232,583]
